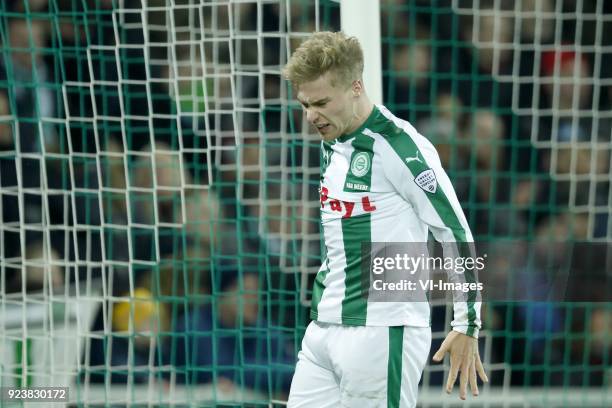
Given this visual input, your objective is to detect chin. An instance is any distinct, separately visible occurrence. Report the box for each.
[321,132,339,141]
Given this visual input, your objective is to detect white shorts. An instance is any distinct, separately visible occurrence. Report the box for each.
[287,321,431,408]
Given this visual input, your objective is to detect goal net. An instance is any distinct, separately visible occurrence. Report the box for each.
[0,0,609,406]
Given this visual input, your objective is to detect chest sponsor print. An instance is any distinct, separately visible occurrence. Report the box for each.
[319,186,377,218]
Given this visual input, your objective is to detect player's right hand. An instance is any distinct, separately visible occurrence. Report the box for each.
[432,330,488,400]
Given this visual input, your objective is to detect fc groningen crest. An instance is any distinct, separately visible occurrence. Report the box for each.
[344,135,374,193]
[350,152,371,177]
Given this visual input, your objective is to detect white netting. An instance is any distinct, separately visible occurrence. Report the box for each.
[1,0,333,405]
[452,0,612,240]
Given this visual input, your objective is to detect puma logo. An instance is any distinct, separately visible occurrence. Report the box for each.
[405,151,423,164]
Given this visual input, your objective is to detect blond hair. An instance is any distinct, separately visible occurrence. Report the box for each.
[282,31,364,89]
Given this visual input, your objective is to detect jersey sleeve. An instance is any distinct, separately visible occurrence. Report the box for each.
[379,128,482,338]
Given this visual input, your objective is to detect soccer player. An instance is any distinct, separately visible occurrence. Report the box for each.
[282,32,488,407]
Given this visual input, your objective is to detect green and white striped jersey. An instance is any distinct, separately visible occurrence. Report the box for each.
[311,105,481,338]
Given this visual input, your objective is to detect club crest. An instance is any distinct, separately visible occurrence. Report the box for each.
[350,152,371,177]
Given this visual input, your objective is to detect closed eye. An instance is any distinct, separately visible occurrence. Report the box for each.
[298,97,331,108]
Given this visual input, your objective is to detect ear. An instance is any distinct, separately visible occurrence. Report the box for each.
[352,80,363,97]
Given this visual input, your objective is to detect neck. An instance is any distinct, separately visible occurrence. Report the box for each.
[345,96,375,135]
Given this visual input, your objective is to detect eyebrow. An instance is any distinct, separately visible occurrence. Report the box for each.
[297,96,331,107]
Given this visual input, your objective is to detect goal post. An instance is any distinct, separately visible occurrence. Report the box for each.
[340,0,383,105]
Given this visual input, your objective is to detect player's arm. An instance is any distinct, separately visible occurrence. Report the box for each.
[379,127,487,399]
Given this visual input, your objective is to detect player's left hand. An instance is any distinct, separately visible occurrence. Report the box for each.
[432,330,488,400]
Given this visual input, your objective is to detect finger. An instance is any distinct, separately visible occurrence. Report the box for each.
[433,331,457,362]
[432,347,446,363]
[475,352,489,383]
[459,356,470,400]
[469,357,479,396]
[445,353,461,394]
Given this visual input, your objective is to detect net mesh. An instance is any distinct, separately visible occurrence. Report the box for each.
[0,0,609,406]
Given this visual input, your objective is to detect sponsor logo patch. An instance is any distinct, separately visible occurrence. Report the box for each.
[414,169,437,193]
[350,152,371,177]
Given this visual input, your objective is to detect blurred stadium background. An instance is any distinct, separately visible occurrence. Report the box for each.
[0,0,609,406]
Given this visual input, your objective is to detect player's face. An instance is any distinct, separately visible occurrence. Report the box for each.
[297,72,356,141]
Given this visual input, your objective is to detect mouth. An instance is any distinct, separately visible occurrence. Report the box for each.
[315,123,331,133]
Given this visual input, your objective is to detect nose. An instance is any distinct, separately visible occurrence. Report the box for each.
[305,107,319,124]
